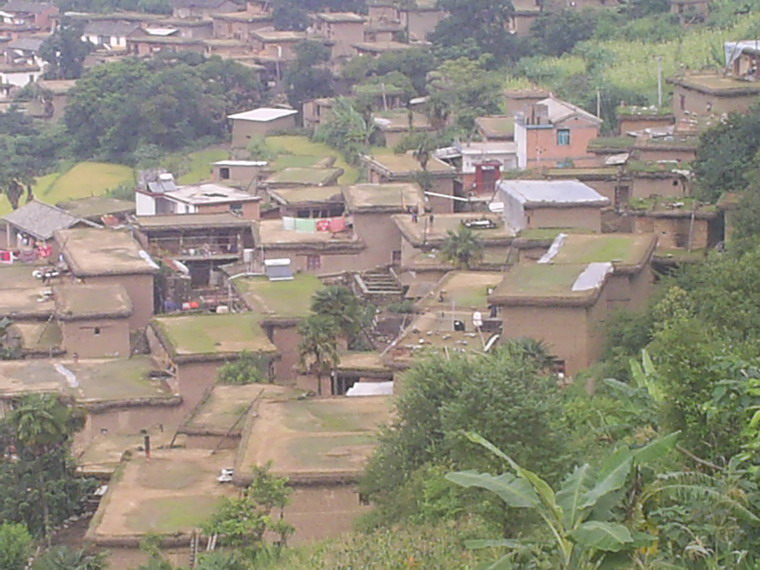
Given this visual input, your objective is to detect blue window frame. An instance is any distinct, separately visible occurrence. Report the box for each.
[557,128,571,146]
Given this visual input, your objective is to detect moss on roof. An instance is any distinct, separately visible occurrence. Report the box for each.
[550,234,655,266]
[268,186,343,205]
[265,167,343,186]
[492,264,589,298]
[153,313,276,357]
[419,271,504,310]
[235,274,323,319]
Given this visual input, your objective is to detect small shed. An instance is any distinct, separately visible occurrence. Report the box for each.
[228,107,298,148]
[0,200,97,253]
[264,258,293,281]
[498,180,610,233]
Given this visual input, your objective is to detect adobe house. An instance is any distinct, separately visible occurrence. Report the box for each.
[726,40,760,80]
[333,351,393,396]
[617,105,675,135]
[302,97,335,131]
[0,199,97,256]
[503,87,551,117]
[372,110,434,148]
[229,107,298,148]
[629,167,690,202]
[55,283,132,359]
[257,219,365,275]
[488,262,611,376]
[135,178,261,219]
[311,12,365,61]
[631,134,698,164]
[212,160,269,188]
[264,167,343,189]
[82,21,141,51]
[148,312,277,410]
[361,152,457,214]
[133,213,256,287]
[57,196,135,225]
[498,179,610,233]
[367,1,400,26]
[352,40,413,57]
[171,0,242,19]
[668,73,760,125]
[230,273,324,383]
[476,115,515,142]
[398,1,446,41]
[234,395,392,543]
[0,0,58,30]
[31,78,77,121]
[55,228,160,330]
[509,0,542,36]
[5,36,43,67]
[383,271,505,371]
[544,167,623,207]
[0,264,60,323]
[268,185,345,218]
[153,17,214,38]
[363,21,403,42]
[0,62,41,96]
[126,34,207,56]
[629,201,718,251]
[392,212,513,280]
[204,38,254,57]
[717,191,740,244]
[211,11,273,42]
[536,232,657,311]
[250,28,304,58]
[342,182,425,268]
[515,96,603,169]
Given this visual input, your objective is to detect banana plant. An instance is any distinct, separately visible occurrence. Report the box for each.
[446,431,680,569]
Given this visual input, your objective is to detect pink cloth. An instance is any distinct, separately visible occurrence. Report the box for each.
[329,217,346,232]
[316,219,331,232]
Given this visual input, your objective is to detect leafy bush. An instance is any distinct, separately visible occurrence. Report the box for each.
[218,352,268,385]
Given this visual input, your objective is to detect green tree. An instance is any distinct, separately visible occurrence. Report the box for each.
[530,9,599,56]
[204,464,293,551]
[297,314,339,396]
[314,97,376,163]
[32,546,107,570]
[439,226,483,269]
[218,351,267,385]
[692,103,760,202]
[311,285,370,347]
[40,19,92,80]
[283,40,334,111]
[0,523,32,570]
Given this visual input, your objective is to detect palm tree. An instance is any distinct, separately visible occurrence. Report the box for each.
[311,286,362,340]
[439,226,483,269]
[297,315,340,396]
[32,546,107,570]
[9,394,84,541]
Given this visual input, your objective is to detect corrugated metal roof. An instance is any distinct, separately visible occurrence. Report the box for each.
[498,180,609,207]
[227,107,297,122]
[2,200,92,240]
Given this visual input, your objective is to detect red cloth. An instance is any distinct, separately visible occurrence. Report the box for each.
[316,219,331,232]
[329,216,346,232]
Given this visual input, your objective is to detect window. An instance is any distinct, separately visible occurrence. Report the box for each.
[94,327,101,336]
[306,254,321,271]
[556,128,571,146]
[219,167,230,180]
[229,202,243,215]
[679,94,686,111]
[392,250,401,265]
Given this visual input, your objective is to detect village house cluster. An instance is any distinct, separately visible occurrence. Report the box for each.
[0,0,757,556]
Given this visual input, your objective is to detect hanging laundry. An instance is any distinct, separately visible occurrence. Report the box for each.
[0,250,12,263]
[295,218,317,233]
[282,216,296,231]
[329,216,346,232]
[316,219,331,232]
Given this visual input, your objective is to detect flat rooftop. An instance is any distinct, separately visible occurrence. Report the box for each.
[316,11,365,22]
[352,41,413,53]
[251,30,306,42]
[257,219,361,247]
[268,185,343,206]
[337,351,391,373]
[237,396,392,482]
[363,152,454,177]
[265,167,343,187]
[542,233,656,269]
[57,228,160,276]
[384,311,500,367]
[499,180,610,207]
[55,283,132,320]
[342,183,425,213]
[402,244,508,271]
[57,196,134,219]
[234,273,323,319]
[373,110,432,132]
[0,356,174,403]
[668,73,760,95]
[89,448,237,540]
[489,262,610,306]
[227,107,298,122]
[134,213,253,230]
[393,213,514,246]
[163,183,260,205]
[476,115,515,138]
[418,271,504,311]
[152,313,276,360]
[0,264,56,319]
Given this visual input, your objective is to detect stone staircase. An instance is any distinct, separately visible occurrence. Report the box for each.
[353,267,404,303]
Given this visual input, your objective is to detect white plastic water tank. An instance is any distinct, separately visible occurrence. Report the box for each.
[243,248,254,264]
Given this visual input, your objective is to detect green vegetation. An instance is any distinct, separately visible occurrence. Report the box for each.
[155,314,274,356]
[0,523,32,570]
[265,136,359,184]
[125,495,224,533]
[218,352,268,385]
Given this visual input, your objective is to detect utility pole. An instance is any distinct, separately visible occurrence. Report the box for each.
[656,56,663,109]
[596,87,601,119]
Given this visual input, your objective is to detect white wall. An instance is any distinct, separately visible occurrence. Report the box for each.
[514,122,527,170]
[136,192,156,216]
